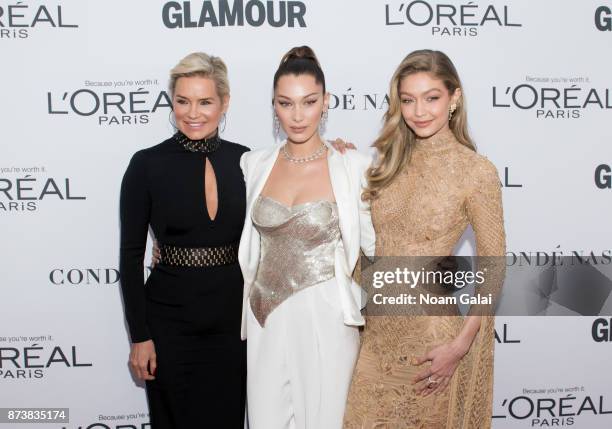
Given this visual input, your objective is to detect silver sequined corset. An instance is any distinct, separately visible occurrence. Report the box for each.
[250,195,340,326]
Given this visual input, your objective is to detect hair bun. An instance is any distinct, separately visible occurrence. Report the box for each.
[273,45,326,93]
[281,45,320,67]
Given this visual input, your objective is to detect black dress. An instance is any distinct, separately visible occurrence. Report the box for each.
[119,134,249,428]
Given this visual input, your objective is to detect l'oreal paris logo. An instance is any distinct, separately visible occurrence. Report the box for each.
[0,2,79,39]
[384,1,522,36]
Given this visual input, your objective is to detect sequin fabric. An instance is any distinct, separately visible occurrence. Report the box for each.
[343,128,506,429]
[249,195,340,327]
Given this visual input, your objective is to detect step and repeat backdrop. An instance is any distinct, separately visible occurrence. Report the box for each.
[1,1,611,428]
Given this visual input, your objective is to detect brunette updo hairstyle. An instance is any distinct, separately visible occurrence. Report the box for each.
[273,45,326,96]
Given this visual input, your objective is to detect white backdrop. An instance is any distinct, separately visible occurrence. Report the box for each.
[1,1,611,428]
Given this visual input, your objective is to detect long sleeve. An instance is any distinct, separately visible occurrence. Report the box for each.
[119,151,151,343]
[466,158,506,257]
[458,157,505,425]
[344,150,375,313]
[350,151,376,258]
[466,157,506,316]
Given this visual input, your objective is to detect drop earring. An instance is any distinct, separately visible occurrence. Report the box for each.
[449,103,457,121]
[319,110,328,133]
[274,114,280,137]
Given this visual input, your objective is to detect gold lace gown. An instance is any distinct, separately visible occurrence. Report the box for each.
[343,129,506,429]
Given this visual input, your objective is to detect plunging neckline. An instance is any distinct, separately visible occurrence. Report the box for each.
[202,153,220,224]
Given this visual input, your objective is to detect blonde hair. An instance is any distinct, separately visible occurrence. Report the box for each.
[363,50,475,200]
[169,52,229,99]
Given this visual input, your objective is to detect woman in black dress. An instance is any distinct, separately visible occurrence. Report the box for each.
[119,52,248,428]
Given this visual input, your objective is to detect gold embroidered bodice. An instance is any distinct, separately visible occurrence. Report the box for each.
[372,128,504,259]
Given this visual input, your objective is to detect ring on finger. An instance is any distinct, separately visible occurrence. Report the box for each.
[427,376,440,387]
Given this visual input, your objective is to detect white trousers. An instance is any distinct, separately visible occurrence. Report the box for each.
[246,277,360,429]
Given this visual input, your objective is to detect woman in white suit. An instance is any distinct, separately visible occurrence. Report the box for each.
[238,46,375,429]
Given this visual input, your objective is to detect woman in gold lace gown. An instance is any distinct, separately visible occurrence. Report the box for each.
[343,50,506,428]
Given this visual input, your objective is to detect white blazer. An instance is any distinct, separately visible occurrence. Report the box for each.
[238,142,376,339]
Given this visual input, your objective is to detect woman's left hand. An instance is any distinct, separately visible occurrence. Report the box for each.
[328,138,356,154]
[411,340,467,397]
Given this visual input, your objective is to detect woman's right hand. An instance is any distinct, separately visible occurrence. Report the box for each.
[129,339,157,381]
[151,239,161,268]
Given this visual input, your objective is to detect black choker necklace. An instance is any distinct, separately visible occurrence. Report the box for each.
[174,130,221,153]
